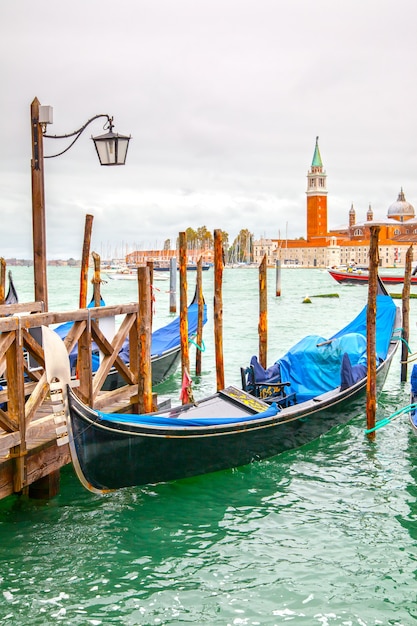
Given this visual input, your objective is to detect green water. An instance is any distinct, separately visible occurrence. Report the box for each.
[1,267,417,625]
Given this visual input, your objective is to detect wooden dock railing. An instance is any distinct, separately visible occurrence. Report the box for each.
[0,300,143,498]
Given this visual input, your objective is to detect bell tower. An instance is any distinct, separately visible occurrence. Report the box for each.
[306,137,328,240]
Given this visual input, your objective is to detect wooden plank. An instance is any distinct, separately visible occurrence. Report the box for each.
[93,385,139,411]
[24,373,50,426]
[77,316,93,405]
[0,317,20,332]
[26,441,71,486]
[22,327,45,367]
[0,459,14,499]
[0,407,19,433]
[62,320,87,355]
[0,302,43,318]
[0,432,21,457]
[0,330,16,356]
[91,314,136,395]
[0,303,138,332]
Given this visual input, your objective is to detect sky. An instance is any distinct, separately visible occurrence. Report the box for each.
[1,0,417,260]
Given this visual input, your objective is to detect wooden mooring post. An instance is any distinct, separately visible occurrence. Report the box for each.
[275,259,282,297]
[366,225,380,440]
[79,214,94,308]
[401,245,412,382]
[195,257,204,377]
[0,257,5,304]
[214,229,225,391]
[137,266,153,413]
[179,232,192,404]
[91,251,102,306]
[259,254,268,368]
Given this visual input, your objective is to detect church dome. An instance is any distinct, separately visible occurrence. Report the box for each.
[387,188,414,220]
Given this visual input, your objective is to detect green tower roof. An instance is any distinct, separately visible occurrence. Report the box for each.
[312,136,322,167]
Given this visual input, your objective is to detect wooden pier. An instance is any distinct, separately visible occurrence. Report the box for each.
[0,298,154,500]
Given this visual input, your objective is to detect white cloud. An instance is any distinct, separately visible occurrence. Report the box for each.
[1,0,416,259]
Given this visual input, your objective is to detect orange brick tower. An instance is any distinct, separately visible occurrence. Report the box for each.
[306,137,328,240]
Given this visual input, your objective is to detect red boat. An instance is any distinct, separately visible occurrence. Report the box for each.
[327,268,417,285]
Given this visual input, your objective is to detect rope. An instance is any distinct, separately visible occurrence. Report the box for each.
[189,338,206,352]
[406,351,417,363]
[391,326,413,362]
[364,402,417,434]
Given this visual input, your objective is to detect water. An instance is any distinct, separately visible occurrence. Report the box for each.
[1,267,417,625]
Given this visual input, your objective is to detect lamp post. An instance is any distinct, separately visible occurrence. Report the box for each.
[30,97,130,310]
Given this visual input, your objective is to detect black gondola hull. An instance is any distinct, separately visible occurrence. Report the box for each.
[67,347,395,492]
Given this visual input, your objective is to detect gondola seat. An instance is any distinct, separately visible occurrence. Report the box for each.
[241,357,296,407]
[340,352,367,391]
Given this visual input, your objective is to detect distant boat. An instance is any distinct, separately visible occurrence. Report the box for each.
[328,268,417,286]
[153,261,211,272]
[106,271,168,281]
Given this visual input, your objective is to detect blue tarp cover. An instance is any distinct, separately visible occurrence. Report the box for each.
[254,294,396,404]
[98,401,278,427]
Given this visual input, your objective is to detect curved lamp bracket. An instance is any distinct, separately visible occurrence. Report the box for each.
[44,114,130,165]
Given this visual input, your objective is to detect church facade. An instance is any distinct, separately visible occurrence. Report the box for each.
[253,137,416,268]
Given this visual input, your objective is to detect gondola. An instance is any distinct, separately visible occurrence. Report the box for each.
[328,267,417,286]
[43,277,400,494]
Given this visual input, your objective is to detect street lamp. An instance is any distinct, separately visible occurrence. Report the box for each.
[92,120,130,166]
[30,97,131,310]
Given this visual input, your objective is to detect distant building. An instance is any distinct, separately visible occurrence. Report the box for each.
[253,137,416,268]
[126,248,214,266]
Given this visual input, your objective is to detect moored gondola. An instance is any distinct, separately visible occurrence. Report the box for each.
[42,276,401,494]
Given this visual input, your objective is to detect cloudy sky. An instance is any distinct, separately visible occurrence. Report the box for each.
[1,0,417,259]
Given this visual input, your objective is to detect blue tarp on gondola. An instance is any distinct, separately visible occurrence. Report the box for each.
[98,401,278,427]
[253,294,397,404]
